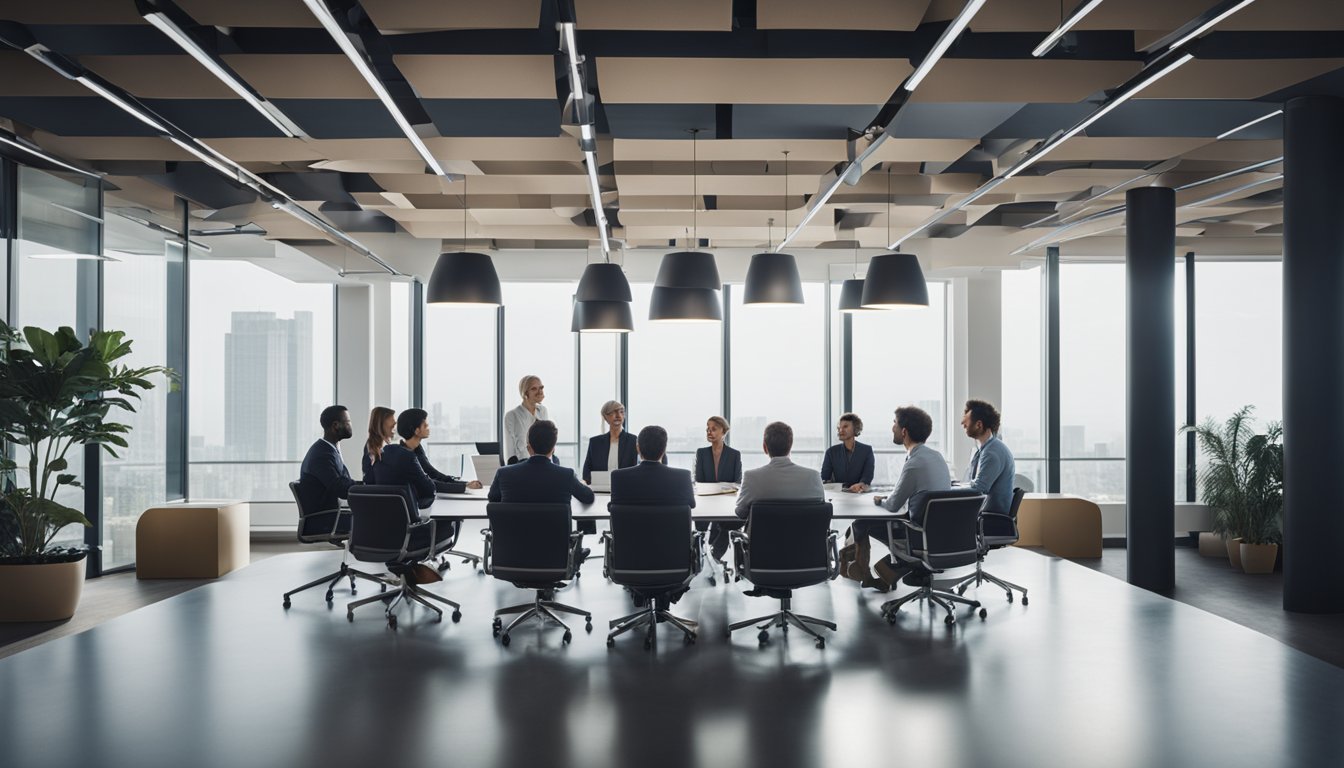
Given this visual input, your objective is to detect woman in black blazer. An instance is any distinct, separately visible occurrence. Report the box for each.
[695,415,742,484]
[820,412,874,492]
[581,400,639,483]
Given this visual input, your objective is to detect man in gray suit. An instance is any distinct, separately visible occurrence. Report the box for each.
[734,421,825,519]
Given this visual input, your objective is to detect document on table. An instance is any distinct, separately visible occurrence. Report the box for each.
[437,488,489,500]
[694,482,738,496]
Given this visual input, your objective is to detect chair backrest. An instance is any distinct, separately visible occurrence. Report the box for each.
[914,490,986,570]
[1009,487,1026,519]
[608,504,694,589]
[290,480,341,543]
[347,485,416,563]
[1013,473,1035,493]
[744,500,833,589]
[486,502,574,584]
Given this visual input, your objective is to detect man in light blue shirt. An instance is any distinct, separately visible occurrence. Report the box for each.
[961,399,1015,514]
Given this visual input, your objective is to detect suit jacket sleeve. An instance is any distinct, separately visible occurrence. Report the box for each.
[581,435,598,483]
[503,409,526,464]
[571,470,596,504]
[734,471,754,519]
[820,447,834,483]
[361,450,374,485]
[882,458,919,513]
[487,475,502,502]
[415,445,456,482]
[859,444,875,486]
[730,449,743,483]
[322,448,355,500]
[694,448,710,482]
[404,453,437,508]
[967,446,1005,497]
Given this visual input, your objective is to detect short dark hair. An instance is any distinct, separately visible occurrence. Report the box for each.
[895,406,933,444]
[964,399,1001,434]
[319,405,348,431]
[839,412,863,436]
[528,419,559,455]
[763,421,794,457]
[396,408,428,440]
[637,425,668,460]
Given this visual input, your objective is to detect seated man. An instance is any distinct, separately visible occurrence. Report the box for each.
[609,425,696,508]
[296,405,356,525]
[489,420,596,560]
[961,399,1016,516]
[710,422,825,570]
[848,406,951,590]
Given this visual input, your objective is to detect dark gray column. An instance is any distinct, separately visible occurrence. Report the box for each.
[1046,246,1061,493]
[1126,186,1175,592]
[1283,96,1344,613]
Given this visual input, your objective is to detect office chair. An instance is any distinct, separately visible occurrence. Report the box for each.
[344,485,463,629]
[484,502,592,646]
[282,481,384,609]
[727,501,840,649]
[425,509,484,574]
[953,487,1029,605]
[603,504,702,649]
[879,490,988,627]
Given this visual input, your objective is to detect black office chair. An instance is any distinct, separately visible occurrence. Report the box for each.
[282,481,383,609]
[484,502,592,646]
[727,501,840,649]
[879,490,988,627]
[603,504,703,649]
[953,487,1029,605]
[344,485,462,629]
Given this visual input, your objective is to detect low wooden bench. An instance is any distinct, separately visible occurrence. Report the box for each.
[136,501,250,579]
[1015,493,1103,558]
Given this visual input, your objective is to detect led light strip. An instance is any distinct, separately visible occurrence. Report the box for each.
[775,132,889,251]
[301,0,447,177]
[1032,0,1107,57]
[0,132,100,178]
[559,21,611,255]
[1215,109,1282,140]
[1163,0,1258,53]
[904,0,987,92]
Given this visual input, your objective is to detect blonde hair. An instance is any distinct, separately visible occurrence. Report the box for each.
[365,406,396,463]
[707,415,729,433]
[518,374,541,400]
[601,400,624,417]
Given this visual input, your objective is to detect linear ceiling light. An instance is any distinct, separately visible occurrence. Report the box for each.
[558,21,610,255]
[1163,0,1258,54]
[904,0,987,92]
[1177,156,1282,191]
[1032,0,1107,57]
[169,137,237,178]
[1215,109,1282,140]
[301,0,447,177]
[75,75,169,134]
[142,10,301,138]
[1186,174,1283,207]
[0,132,100,178]
[775,131,887,251]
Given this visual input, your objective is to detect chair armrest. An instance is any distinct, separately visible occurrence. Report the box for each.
[300,508,347,538]
[480,529,494,575]
[402,518,436,562]
[600,531,613,579]
[689,531,705,575]
[826,529,841,580]
[566,531,584,574]
[978,512,1017,542]
[729,529,750,575]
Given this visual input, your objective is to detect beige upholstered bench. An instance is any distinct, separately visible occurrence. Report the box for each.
[1014,493,1103,558]
[136,501,250,579]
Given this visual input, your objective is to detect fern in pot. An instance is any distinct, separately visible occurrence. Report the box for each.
[0,322,171,621]
[1189,406,1283,574]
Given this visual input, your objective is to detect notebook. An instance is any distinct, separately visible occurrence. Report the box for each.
[589,470,612,493]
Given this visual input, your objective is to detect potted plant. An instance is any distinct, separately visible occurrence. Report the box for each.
[0,322,171,621]
[1188,406,1283,574]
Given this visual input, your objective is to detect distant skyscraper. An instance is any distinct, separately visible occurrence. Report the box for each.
[224,311,313,460]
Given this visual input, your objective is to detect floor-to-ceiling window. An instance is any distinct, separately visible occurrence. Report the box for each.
[1001,267,1044,491]
[1058,263,1127,502]
[501,282,579,467]
[423,300,497,480]
[188,259,334,502]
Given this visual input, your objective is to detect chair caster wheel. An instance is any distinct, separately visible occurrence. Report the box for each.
[684,635,696,646]
[979,608,988,619]
[380,584,388,593]
[282,598,291,609]
[585,618,593,632]
[606,637,616,648]
[562,631,573,644]
[350,587,357,596]
[724,628,732,640]
[492,618,501,637]
[757,630,769,644]
[388,616,398,630]
[346,611,354,622]
[324,591,334,603]
[886,613,897,625]
[815,639,825,649]
[944,615,956,626]
[501,633,511,646]
[1006,592,1014,603]
[708,576,716,586]
[451,610,462,623]
[1021,595,1029,605]
[780,624,788,633]
[434,613,443,623]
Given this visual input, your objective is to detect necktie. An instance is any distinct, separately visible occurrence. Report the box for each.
[970,446,982,480]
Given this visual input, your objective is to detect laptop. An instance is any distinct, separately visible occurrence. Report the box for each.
[470,454,501,487]
[474,442,501,462]
[589,470,612,493]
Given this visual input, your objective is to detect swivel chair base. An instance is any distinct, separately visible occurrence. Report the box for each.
[492,589,592,646]
[881,575,986,627]
[952,562,1029,605]
[282,559,385,609]
[346,569,461,630]
[607,601,697,649]
[435,548,484,574]
[727,596,834,649]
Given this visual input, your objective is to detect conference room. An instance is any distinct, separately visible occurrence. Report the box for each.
[2,1,1343,767]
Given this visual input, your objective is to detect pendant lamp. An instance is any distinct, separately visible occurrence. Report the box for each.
[744,152,804,305]
[860,252,929,308]
[842,166,899,312]
[427,176,502,305]
[651,129,722,320]
[571,298,634,332]
[576,262,632,302]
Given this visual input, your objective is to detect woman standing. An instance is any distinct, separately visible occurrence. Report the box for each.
[361,406,396,483]
[503,374,548,464]
[581,400,638,483]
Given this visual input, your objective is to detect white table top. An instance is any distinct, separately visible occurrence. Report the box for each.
[428,487,899,521]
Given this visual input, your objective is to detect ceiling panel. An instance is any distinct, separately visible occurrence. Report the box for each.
[222,55,376,100]
[79,56,236,99]
[394,56,558,99]
[756,0,931,30]
[909,60,1143,103]
[175,0,321,28]
[1140,59,1344,100]
[362,0,541,31]
[575,0,733,31]
[596,58,911,105]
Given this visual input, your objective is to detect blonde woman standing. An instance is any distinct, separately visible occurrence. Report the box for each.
[503,374,549,464]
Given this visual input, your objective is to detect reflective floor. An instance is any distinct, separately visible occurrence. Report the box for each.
[2,544,1342,768]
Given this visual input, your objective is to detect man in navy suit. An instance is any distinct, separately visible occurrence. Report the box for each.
[610,426,696,508]
[297,405,356,517]
[489,420,595,561]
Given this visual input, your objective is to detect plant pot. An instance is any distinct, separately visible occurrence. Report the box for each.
[1226,537,1243,569]
[1240,542,1279,574]
[0,556,86,622]
[1198,532,1227,557]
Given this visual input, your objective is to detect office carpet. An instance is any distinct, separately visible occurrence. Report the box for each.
[3,542,1342,768]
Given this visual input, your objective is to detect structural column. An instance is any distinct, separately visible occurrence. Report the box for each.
[1125,186,1175,592]
[1283,96,1344,613]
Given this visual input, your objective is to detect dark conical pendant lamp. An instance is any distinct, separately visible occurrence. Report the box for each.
[839,170,892,312]
[856,166,926,309]
[427,175,502,305]
[572,252,634,332]
[651,128,723,321]
[744,151,804,305]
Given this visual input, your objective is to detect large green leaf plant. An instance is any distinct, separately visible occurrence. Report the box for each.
[0,321,173,561]
[1188,406,1283,547]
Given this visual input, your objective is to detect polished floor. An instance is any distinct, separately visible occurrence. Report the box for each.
[3,541,1342,768]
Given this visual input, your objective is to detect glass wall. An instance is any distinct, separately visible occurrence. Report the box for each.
[501,282,578,467]
[578,332,621,461]
[627,284,722,470]
[729,283,828,471]
[1058,263,1127,502]
[1001,267,1044,491]
[389,281,412,409]
[846,281,949,485]
[423,301,497,480]
[188,259,334,502]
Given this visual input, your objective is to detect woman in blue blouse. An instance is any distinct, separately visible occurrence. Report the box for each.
[820,412,874,492]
